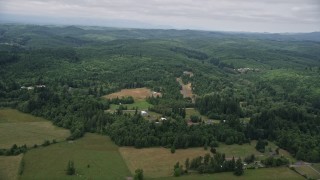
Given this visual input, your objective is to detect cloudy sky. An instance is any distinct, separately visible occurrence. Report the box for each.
[0,0,319,32]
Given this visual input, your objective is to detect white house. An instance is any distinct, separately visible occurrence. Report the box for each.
[160,117,167,121]
[141,111,148,116]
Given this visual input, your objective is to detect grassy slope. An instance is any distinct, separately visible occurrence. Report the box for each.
[294,166,320,179]
[0,154,23,180]
[0,109,70,149]
[20,133,131,180]
[313,163,320,172]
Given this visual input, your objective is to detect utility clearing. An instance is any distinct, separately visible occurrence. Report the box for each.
[176,77,195,103]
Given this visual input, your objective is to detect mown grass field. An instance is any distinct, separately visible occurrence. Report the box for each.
[0,108,48,123]
[119,141,296,178]
[20,133,131,180]
[217,141,295,163]
[108,100,152,111]
[0,154,23,180]
[0,109,70,149]
[119,147,210,178]
[156,167,304,180]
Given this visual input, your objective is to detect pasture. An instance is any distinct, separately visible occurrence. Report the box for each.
[108,100,152,111]
[217,141,295,163]
[0,108,47,123]
[0,154,23,180]
[103,87,161,101]
[20,133,131,180]
[119,147,210,178]
[119,141,296,178]
[294,165,320,179]
[0,109,70,149]
[156,167,304,180]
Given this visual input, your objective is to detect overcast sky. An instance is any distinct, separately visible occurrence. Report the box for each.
[0,0,319,32]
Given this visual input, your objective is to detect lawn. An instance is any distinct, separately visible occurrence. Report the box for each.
[0,109,70,149]
[0,154,23,180]
[185,108,215,122]
[20,133,131,180]
[108,100,152,111]
[156,167,304,180]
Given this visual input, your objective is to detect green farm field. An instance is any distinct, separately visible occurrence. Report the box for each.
[0,108,48,123]
[20,133,131,180]
[119,141,295,178]
[155,167,304,180]
[294,165,320,179]
[108,100,152,111]
[119,146,210,178]
[0,154,23,180]
[0,109,70,149]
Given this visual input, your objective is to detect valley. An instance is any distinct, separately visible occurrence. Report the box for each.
[0,24,319,180]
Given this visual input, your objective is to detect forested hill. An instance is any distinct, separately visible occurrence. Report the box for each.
[0,24,320,162]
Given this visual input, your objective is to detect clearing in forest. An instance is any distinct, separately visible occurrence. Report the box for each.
[20,133,131,180]
[103,87,161,101]
[176,78,193,98]
[0,108,70,149]
[185,108,207,120]
[0,154,23,180]
[108,100,152,111]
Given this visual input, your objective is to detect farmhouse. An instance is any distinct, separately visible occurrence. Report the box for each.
[140,111,148,116]
[160,117,167,121]
[36,85,46,88]
[152,91,162,97]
